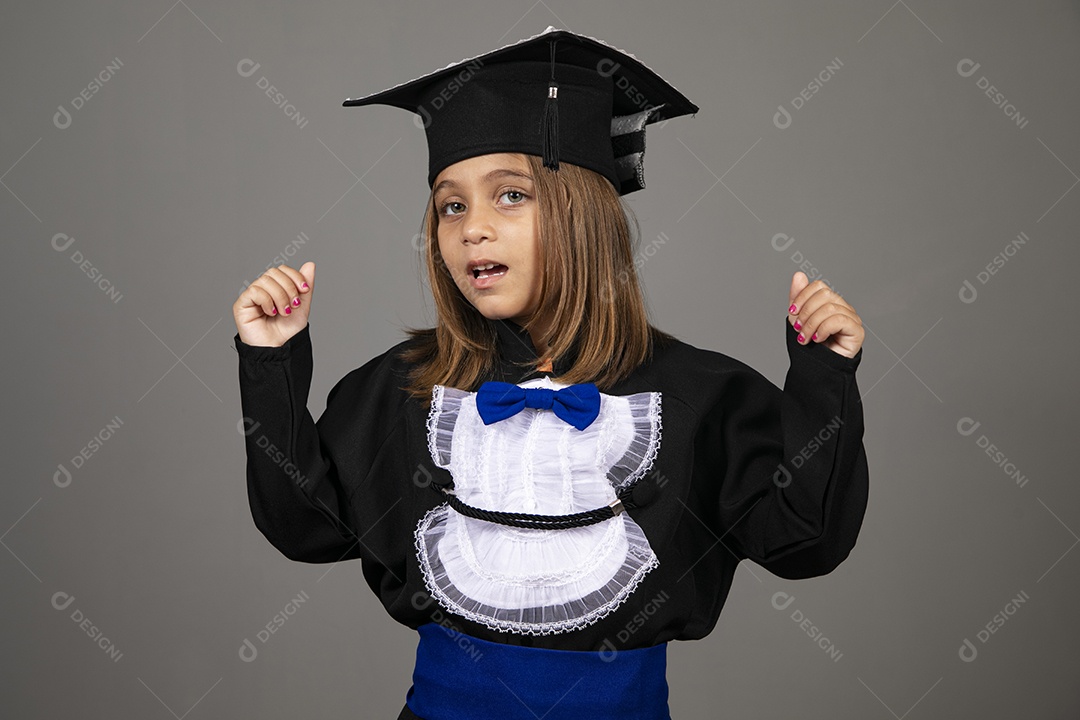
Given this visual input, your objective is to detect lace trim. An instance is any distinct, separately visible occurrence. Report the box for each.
[606,391,663,492]
[414,503,659,636]
[416,378,664,635]
[427,385,470,468]
[453,507,623,584]
[425,384,445,467]
[427,380,662,495]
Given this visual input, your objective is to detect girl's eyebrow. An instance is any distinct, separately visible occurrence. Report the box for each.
[433,168,534,196]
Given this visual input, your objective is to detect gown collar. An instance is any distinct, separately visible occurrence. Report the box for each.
[490,317,579,381]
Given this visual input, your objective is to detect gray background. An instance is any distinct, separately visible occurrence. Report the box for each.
[4,1,1078,718]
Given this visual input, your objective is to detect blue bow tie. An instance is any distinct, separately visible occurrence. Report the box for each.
[475,381,601,431]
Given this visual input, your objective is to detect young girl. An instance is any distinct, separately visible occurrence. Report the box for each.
[232,27,867,720]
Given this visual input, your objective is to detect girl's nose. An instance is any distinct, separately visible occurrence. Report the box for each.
[462,204,496,244]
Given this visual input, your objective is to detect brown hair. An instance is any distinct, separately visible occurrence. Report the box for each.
[398,153,675,402]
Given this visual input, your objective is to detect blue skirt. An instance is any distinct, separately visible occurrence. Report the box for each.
[398,622,670,720]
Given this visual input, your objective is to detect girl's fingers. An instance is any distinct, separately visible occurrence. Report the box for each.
[262,266,305,315]
[235,264,312,320]
[245,281,286,317]
[269,264,311,297]
[795,304,852,340]
[797,311,865,360]
[788,282,859,327]
[787,278,863,356]
[232,264,314,347]
[789,278,823,311]
[249,273,295,317]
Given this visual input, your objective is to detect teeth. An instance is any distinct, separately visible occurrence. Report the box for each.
[472,262,505,279]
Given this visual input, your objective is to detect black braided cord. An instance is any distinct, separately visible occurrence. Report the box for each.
[439,484,639,530]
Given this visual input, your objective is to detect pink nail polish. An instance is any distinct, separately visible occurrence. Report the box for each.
[270,307,277,315]
[793,320,802,331]
[812,332,818,341]
[788,304,797,314]
[284,306,291,315]
[797,333,805,343]
[292,297,301,306]
[301,282,309,290]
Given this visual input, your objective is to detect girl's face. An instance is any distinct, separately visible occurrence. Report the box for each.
[433,153,543,328]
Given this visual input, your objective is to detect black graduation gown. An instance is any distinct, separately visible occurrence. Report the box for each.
[233,316,867,652]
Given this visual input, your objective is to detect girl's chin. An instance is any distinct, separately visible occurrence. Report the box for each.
[471,302,530,324]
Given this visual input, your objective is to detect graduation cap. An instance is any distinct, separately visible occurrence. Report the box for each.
[342,26,698,195]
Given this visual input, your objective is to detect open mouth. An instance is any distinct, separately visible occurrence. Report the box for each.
[472,262,508,279]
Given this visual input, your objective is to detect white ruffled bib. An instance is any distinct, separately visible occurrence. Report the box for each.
[414,376,663,635]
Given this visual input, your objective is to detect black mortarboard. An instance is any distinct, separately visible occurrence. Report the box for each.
[342,26,698,195]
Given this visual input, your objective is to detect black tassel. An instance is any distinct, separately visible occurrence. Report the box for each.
[541,80,559,171]
[540,38,560,172]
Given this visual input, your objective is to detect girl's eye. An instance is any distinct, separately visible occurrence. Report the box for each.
[439,190,527,217]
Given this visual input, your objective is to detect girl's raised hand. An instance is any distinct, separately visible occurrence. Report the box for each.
[233,261,315,347]
[787,271,864,359]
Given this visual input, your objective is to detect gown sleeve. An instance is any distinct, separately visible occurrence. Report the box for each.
[234,324,366,564]
[706,317,868,579]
